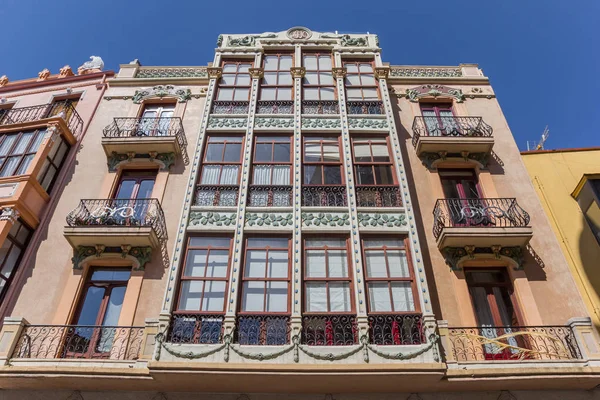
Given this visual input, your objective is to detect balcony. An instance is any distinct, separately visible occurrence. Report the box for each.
[412,116,494,161]
[256,100,294,114]
[102,117,188,163]
[301,100,339,115]
[0,101,83,137]
[247,185,292,207]
[433,198,532,249]
[64,198,167,248]
[301,315,358,346]
[234,315,290,345]
[448,325,583,361]
[346,100,384,115]
[167,314,224,344]
[194,185,239,207]
[302,186,347,207]
[211,101,249,114]
[11,324,144,361]
[368,314,425,345]
[356,186,402,208]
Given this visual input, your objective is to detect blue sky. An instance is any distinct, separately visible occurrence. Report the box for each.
[0,0,598,150]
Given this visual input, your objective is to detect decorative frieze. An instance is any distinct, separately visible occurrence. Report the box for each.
[254,117,294,129]
[443,246,524,271]
[389,67,462,78]
[421,151,490,169]
[249,68,264,79]
[72,245,152,270]
[301,117,341,129]
[135,67,208,79]
[132,85,192,103]
[246,213,293,227]
[405,84,465,103]
[107,152,176,172]
[301,212,350,227]
[332,68,347,79]
[348,117,389,130]
[188,211,236,227]
[374,67,390,80]
[0,207,20,224]
[207,116,247,129]
[290,67,306,79]
[227,33,277,47]
[357,213,407,228]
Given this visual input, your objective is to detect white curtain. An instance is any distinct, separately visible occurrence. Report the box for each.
[365,250,387,278]
[220,166,238,184]
[306,283,327,312]
[391,282,415,312]
[329,282,351,312]
[422,110,439,136]
[327,250,347,277]
[439,110,459,135]
[200,166,220,185]
[387,250,410,278]
[368,282,392,312]
[306,250,326,278]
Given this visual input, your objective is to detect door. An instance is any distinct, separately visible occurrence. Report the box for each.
[439,170,489,227]
[46,98,79,121]
[420,103,459,136]
[68,269,130,358]
[466,269,524,360]
[137,105,175,136]
[112,170,157,225]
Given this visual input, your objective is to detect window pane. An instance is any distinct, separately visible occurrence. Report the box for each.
[223,143,242,162]
[255,143,272,162]
[267,250,288,278]
[323,166,342,184]
[320,87,335,100]
[0,136,17,156]
[247,238,288,248]
[15,154,34,175]
[364,239,403,248]
[304,72,319,85]
[387,250,409,278]
[353,143,371,162]
[200,166,220,185]
[216,88,233,101]
[206,250,229,278]
[277,88,292,100]
[303,87,320,100]
[252,165,271,184]
[264,56,278,71]
[391,282,415,312]
[368,283,392,312]
[184,249,207,277]
[272,166,290,185]
[13,132,33,153]
[238,64,251,73]
[242,281,264,312]
[305,250,326,277]
[361,75,376,86]
[0,245,20,279]
[304,165,322,185]
[346,88,362,100]
[329,282,351,312]
[266,281,288,312]
[279,56,293,70]
[30,131,47,153]
[220,75,236,85]
[233,89,249,101]
[236,75,251,86]
[372,143,390,162]
[375,165,394,184]
[345,75,361,86]
[206,143,224,162]
[318,56,332,70]
[306,282,327,312]
[202,281,226,311]
[356,166,374,185]
[0,157,20,177]
[346,64,359,73]
[263,72,278,85]
[90,270,131,281]
[245,250,266,277]
[189,237,231,248]
[273,142,290,162]
[53,141,69,164]
[303,56,318,70]
[76,286,105,325]
[362,88,379,100]
[222,64,237,73]
[328,250,348,277]
[261,88,276,100]
[320,72,334,86]
[180,281,202,311]
[365,250,387,277]
[219,165,239,184]
[306,239,346,247]
[304,143,322,162]
[278,72,292,85]
[359,64,373,72]
[322,144,340,161]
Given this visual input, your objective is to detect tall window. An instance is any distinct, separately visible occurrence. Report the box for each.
[302,136,346,206]
[0,219,33,303]
[302,53,335,101]
[37,134,70,192]
[196,136,243,206]
[575,179,600,245]
[249,136,292,207]
[216,61,253,101]
[137,104,176,136]
[260,54,293,101]
[47,97,80,121]
[352,137,395,186]
[343,60,378,100]
[0,129,46,177]
[420,103,458,136]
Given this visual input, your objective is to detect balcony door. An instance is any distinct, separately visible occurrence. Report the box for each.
[466,269,523,360]
[137,104,175,137]
[112,170,157,224]
[47,97,79,121]
[69,269,131,358]
[420,103,459,136]
[439,170,489,227]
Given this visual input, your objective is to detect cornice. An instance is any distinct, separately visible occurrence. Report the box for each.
[108,78,209,87]
[0,71,114,94]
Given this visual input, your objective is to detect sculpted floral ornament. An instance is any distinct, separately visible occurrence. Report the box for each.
[72,245,152,270]
[107,151,176,172]
[189,212,236,227]
[348,118,389,130]
[0,207,20,224]
[132,85,192,103]
[246,213,293,227]
[389,67,462,78]
[340,35,368,46]
[301,212,350,227]
[301,118,341,129]
[207,117,247,129]
[227,33,277,47]
[254,117,293,129]
[290,67,306,79]
[420,151,490,169]
[37,68,51,81]
[405,84,465,103]
[357,213,407,228]
[443,246,524,271]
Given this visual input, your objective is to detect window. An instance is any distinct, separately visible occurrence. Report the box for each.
[352,137,395,186]
[36,134,70,192]
[0,105,13,124]
[439,169,481,199]
[420,103,459,136]
[249,136,292,207]
[343,61,378,101]
[137,104,176,136]
[302,53,335,101]
[260,54,293,101]
[575,179,600,245]
[47,97,80,121]
[216,61,253,101]
[363,238,416,313]
[0,219,33,303]
[303,136,343,185]
[196,136,243,206]
[303,238,352,313]
[114,170,157,200]
[0,129,46,177]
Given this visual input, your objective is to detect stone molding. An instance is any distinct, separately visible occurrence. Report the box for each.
[132,85,192,103]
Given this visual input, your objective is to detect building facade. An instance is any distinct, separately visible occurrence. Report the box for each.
[0,28,599,399]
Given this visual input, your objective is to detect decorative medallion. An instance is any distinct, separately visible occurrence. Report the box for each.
[287,27,312,40]
[188,211,236,227]
[132,85,192,103]
[357,213,407,228]
[405,84,465,103]
[301,212,350,227]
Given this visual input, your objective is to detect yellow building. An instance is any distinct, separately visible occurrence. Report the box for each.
[522,147,600,329]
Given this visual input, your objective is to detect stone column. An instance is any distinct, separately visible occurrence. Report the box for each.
[568,317,600,364]
[0,317,28,365]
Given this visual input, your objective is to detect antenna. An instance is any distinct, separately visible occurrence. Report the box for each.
[536,126,549,150]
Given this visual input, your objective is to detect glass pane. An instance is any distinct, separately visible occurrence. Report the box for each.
[0,136,17,156]
[363,88,379,100]
[202,281,226,312]
[180,281,202,311]
[273,142,290,162]
[0,156,20,177]
[233,89,249,101]
[115,179,135,199]
[278,72,292,85]
[219,165,239,184]
[255,143,272,162]
[252,165,272,185]
[277,88,292,100]
[374,165,394,184]
[368,283,392,312]
[372,143,389,162]
[205,143,224,162]
[322,144,340,161]
[303,56,318,70]
[363,239,403,248]
[346,88,362,100]
[267,250,288,278]
[222,64,237,73]
[329,282,351,312]
[279,56,293,70]
[15,224,31,245]
[353,143,371,162]
[260,87,276,100]
[263,72,278,85]
[306,238,346,247]
[206,250,229,278]
[216,88,233,101]
[136,179,155,199]
[355,166,374,185]
[189,237,231,247]
[328,250,348,277]
[13,132,33,153]
[242,281,265,312]
[220,75,236,85]
[263,56,278,71]
[0,245,20,279]
[238,64,251,73]
[304,143,322,162]
[345,75,361,86]
[305,250,326,278]
[391,282,415,312]
[365,250,387,277]
[247,238,288,248]
[75,286,105,325]
[236,75,251,86]
[53,141,69,164]
[184,249,207,277]
[361,75,376,86]
[323,166,342,184]
[303,87,319,100]
[346,64,359,73]
[304,72,319,85]
[359,64,373,72]
[387,250,410,278]
[245,250,266,277]
[90,270,131,281]
[31,131,47,153]
[266,281,288,312]
[102,286,126,326]
[320,72,334,85]
[304,165,322,185]
[320,87,335,100]
[318,56,332,70]
[306,282,327,312]
[200,166,220,185]
[15,154,34,175]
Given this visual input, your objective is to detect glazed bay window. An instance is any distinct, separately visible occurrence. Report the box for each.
[302,238,356,346]
[237,237,291,345]
[37,134,70,192]
[170,236,232,344]
[363,238,423,345]
[0,219,33,303]
[343,60,383,114]
[302,136,346,207]
[352,137,401,207]
[302,53,337,114]
[248,136,292,207]
[258,54,294,114]
[212,61,252,114]
[0,129,46,178]
[195,136,243,207]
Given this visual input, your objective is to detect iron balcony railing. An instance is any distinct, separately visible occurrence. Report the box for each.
[356,186,402,208]
[247,185,292,207]
[302,186,347,207]
[433,198,530,239]
[301,100,339,115]
[211,101,250,114]
[301,315,358,346]
[11,324,144,360]
[235,315,291,345]
[256,100,294,114]
[103,116,187,149]
[411,116,493,148]
[194,185,239,207]
[66,198,168,243]
[449,325,583,361]
[346,100,384,115]
[168,314,224,344]
[0,101,84,138]
[368,314,425,345]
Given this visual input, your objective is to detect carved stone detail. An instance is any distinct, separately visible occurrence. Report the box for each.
[443,246,525,271]
[78,56,104,75]
[301,212,350,227]
[72,245,152,270]
[287,27,312,40]
[58,65,74,78]
[107,152,176,172]
[348,118,389,130]
[249,68,264,79]
[207,117,247,129]
[132,85,192,103]
[301,118,341,129]
[0,75,8,87]
[420,151,489,169]
[135,67,208,79]
[357,213,407,227]
[37,69,51,81]
[207,67,223,79]
[0,207,20,224]
[246,213,293,227]
[290,67,306,79]
[389,67,462,78]
[374,67,390,80]
[189,212,236,227]
[341,35,368,47]
[254,117,293,129]
[405,84,465,103]
[332,68,347,79]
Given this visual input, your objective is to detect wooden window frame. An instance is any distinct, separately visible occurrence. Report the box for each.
[0,129,46,178]
[260,53,294,101]
[438,168,484,199]
[239,236,292,315]
[251,135,292,185]
[0,219,33,303]
[362,236,420,314]
[112,169,158,200]
[302,135,345,186]
[343,59,380,100]
[302,236,355,314]
[37,134,71,193]
[217,60,254,102]
[351,135,397,186]
[302,53,337,101]
[174,235,233,315]
[199,135,244,186]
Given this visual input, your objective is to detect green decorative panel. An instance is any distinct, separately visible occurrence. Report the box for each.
[207,117,247,129]
[246,213,293,227]
[188,212,236,227]
[132,85,192,103]
[357,213,407,228]
[348,118,389,130]
[389,67,462,78]
[254,117,294,129]
[135,67,208,79]
[301,118,341,129]
[301,212,350,227]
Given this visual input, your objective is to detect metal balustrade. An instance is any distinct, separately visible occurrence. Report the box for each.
[0,101,83,137]
[368,314,425,345]
[412,116,493,148]
[211,101,250,114]
[346,101,384,115]
[256,100,294,114]
[194,185,239,207]
[356,186,402,207]
[301,100,339,114]
[247,185,292,207]
[168,314,224,344]
[302,186,347,207]
[301,315,358,346]
[234,315,290,345]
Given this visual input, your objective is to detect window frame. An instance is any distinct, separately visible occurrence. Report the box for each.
[174,235,233,315]
[216,60,254,102]
[251,135,293,186]
[36,134,71,193]
[302,135,345,186]
[362,236,420,314]
[351,135,397,187]
[0,219,33,304]
[302,52,337,101]
[199,135,244,186]
[239,236,292,315]
[343,59,380,101]
[302,236,355,314]
[260,53,294,101]
[0,129,46,178]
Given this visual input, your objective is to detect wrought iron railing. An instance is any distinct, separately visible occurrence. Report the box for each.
[211,101,250,114]
[256,101,294,114]
[235,315,290,345]
[412,116,493,148]
[167,314,224,344]
[302,186,347,207]
[247,185,292,207]
[368,314,425,345]
[449,326,583,361]
[301,100,339,114]
[301,315,358,346]
[194,185,239,207]
[356,186,402,207]
[0,101,84,137]
[65,198,168,243]
[433,198,530,239]
[11,324,144,360]
[346,101,384,115]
